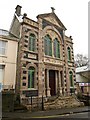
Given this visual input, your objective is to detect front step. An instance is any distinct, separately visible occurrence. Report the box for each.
[46,96,58,102]
[44,95,84,110]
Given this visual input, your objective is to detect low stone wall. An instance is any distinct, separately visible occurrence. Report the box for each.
[21,95,84,111]
[44,95,84,110]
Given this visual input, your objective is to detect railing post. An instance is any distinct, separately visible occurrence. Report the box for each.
[42,95,44,111]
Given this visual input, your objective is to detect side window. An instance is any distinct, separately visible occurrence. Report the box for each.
[28,67,35,88]
[67,47,71,61]
[0,41,6,55]
[44,35,52,56]
[29,34,36,52]
[53,38,60,58]
[0,65,4,91]
[69,71,73,87]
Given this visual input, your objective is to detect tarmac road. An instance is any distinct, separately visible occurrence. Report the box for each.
[2,106,90,119]
[2,112,90,119]
[53,112,90,118]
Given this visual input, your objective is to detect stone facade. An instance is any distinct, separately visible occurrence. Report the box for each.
[10,5,76,101]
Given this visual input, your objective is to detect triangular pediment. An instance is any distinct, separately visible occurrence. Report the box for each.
[37,12,67,30]
[44,15,60,27]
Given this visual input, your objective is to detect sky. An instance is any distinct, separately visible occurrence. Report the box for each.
[0,0,88,57]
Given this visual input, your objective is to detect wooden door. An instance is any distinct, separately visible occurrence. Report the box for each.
[49,70,56,96]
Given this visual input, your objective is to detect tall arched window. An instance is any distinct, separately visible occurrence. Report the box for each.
[54,38,60,58]
[69,71,73,87]
[28,67,35,88]
[44,35,52,56]
[29,33,36,51]
[67,47,71,61]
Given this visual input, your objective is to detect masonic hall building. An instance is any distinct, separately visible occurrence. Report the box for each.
[10,5,76,98]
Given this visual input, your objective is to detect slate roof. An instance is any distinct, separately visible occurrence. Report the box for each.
[76,65,90,73]
[0,29,19,42]
[0,29,18,38]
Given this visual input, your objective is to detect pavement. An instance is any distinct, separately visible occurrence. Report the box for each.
[2,106,90,119]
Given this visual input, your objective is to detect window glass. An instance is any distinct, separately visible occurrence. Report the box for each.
[67,47,71,61]
[29,34,36,51]
[0,41,6,55]
[0,65,4,91]
[28,67,35,88]
[54,38,60,58]
[44,35,52,56]
[69,71,73,87]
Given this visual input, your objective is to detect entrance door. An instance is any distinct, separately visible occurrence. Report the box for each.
[49,70,56,96]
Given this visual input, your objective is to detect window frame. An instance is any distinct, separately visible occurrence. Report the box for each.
[44,34,52,56]
[29,33,36,52]
[53,38,60,58]
[28,67,35,89]
[69,71,74,88]
[0,40,7,56]
[0,65,5,91]
[67,47,71,62]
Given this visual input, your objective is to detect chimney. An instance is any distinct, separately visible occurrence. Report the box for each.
[15,5,22,16]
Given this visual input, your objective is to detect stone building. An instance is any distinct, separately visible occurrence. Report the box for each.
[10,5,76,100]
[0,29,18,91]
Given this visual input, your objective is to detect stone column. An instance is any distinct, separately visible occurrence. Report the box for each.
[46,69,51,96]
[66,66,70,96]
[55,71,58,94]
[58,71,62,96]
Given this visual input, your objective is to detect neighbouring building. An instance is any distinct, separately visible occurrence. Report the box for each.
[10,5,77,101]
[0,29,18,91]
[76,65,90,95]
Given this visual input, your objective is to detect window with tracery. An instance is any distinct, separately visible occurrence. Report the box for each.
[44,35,52,56]
[54,38,60,58]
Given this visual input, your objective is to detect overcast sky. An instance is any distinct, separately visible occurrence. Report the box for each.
[0,0,88,56]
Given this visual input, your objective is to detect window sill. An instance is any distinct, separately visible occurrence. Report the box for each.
[70,87,75,89]
[22,49,38,54]
[28,88,37,90]
[0,55,7,58]
[44,55,61,60]
[68,60,74,63]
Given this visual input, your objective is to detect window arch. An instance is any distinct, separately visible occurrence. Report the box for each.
[29,33,36,51]
[69,71,73,87]
[28,67,35,88]
[44,34,52,56]
[67,47,71,61]
[53,38,60,58]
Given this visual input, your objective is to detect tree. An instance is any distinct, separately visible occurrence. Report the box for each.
[75,54,89,67]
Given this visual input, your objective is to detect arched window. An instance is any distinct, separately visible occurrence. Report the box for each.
[69,71,73,87]
[54,38,60,58]
[44,35,52,56]
[67,47,71,61]
[29,33,36,51]
[28,67,35,88]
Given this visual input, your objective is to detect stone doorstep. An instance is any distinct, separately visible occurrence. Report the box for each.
[44,96,84,110]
